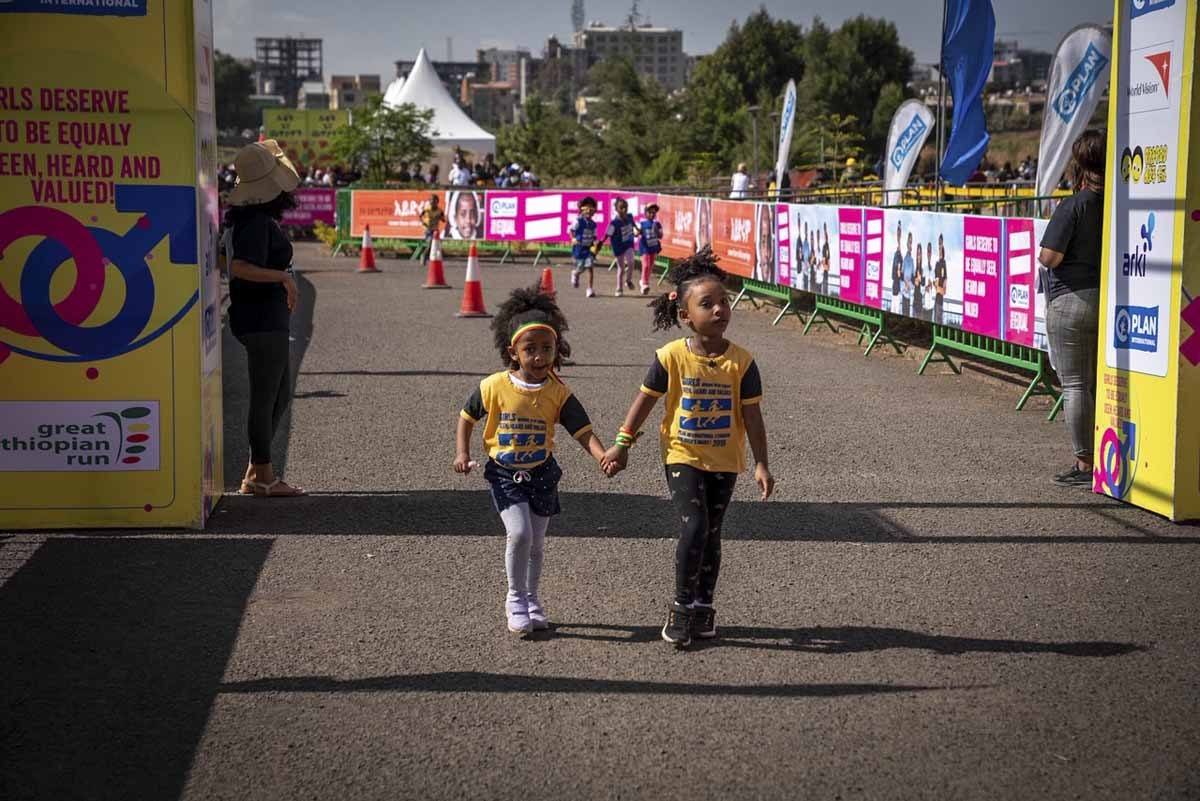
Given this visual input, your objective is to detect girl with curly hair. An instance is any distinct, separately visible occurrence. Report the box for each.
[454,286,609,635]
[604,249,774,648]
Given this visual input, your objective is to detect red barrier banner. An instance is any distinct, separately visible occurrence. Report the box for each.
[656,195,697,259]
[710,199,757,277]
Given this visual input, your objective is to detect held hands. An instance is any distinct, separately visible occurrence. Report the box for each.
[754,462,775,500]
[600,445,627,477]
[453,452,477,474]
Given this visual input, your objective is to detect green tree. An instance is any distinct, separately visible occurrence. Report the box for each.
[495,95,603,183]
[585,58,677,183]
[330,96,434,183]
[677,9,806,169]
[798,16,913,157]
[214,49,257,133]
[870,82,907,154]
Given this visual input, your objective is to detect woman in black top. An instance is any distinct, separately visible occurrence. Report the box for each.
[1039,130,1105,487]
[224,140,305,497]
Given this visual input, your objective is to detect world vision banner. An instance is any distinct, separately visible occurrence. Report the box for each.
[1095,0,1199,521]
[0,1,221,528]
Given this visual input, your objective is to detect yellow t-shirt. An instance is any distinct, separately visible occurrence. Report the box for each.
[461,371,592,469]
[640,338,762,473]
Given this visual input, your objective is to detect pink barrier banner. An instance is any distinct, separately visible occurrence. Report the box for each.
[838,207,865,304]
[484,190,612,243]
[962,216,1003,338]
[863,208,885,308]
[281,187,336,227]
[1003,218,1037,347]
[776,204,792,287]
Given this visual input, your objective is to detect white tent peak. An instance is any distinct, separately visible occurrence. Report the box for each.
[383,47,495,156]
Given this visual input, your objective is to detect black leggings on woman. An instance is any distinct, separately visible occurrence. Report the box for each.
[666,464,737,605]
[237,331,292,465]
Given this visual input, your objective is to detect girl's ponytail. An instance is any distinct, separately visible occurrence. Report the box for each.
[649,289,681,331]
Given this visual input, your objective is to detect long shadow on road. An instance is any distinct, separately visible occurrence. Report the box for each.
[0,537,272,801]
[207,490,1200,544]
[217,671,946,698]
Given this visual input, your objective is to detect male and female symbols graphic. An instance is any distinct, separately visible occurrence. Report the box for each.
[0,183,198,366]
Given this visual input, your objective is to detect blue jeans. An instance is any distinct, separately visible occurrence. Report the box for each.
[1046,288,1100,462]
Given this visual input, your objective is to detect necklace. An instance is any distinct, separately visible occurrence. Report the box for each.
[687,337,720,367]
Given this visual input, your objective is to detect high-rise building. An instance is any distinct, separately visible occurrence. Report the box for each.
[329,74,382,110]
[255,37,323,108]
[573,22,686,91]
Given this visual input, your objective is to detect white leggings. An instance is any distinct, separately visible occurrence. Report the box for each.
[500,503,550,604]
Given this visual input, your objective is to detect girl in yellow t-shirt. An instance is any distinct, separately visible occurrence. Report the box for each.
[602,249,775,648]
[455,287,609,636]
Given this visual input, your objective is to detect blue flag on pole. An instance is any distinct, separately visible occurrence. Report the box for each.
[940,0,995,185]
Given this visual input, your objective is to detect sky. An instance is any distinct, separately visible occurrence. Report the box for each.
[213,0,1114,81]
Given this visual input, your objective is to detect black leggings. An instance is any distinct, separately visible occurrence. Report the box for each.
[666,464,737,605]
[237,331,292,465]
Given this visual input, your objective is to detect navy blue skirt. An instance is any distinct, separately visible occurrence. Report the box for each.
[484,457,562,517]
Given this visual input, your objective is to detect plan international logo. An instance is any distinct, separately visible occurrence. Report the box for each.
[1131,0,1175,19]
[1053,43,1108,123]
[1114,305,1159,353]
[889,115,928,170]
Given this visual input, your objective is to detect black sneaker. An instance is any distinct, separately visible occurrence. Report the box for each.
[691,605,717,639]
[661,602,692,647]
[1053,466,1092,487]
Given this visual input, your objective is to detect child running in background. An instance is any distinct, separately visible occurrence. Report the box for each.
[638,203,663,295]
[603,197,638,296]
[603,249,774,648]
[570,196,599,298]
[419,194,447,264]
[455,287,609,635]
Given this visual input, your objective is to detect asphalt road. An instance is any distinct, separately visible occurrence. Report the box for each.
[3,243,1198,801]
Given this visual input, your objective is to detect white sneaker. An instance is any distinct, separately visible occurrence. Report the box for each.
[527,595,550,630]
[586,288,596,298]
[640,283,650,295]
[571,270,580,289]
[506,599,532,635]
[615,288,624,297]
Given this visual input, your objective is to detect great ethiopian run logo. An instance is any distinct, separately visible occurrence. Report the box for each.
[0,400,160,471]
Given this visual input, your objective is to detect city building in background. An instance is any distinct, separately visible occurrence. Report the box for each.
[989,39,1053,90]
[329,74,382,110]
[572,21,687,90]
[254,37,323,108]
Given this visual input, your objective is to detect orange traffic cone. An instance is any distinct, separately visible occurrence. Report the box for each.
[455,241,491,318]
[539,267,556,300]
[357,225,379,273]
[422,231,451,289]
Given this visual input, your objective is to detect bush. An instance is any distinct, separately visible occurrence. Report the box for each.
[313,220,339,253]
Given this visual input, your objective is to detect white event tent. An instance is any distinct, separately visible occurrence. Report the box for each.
[382,48,495,171]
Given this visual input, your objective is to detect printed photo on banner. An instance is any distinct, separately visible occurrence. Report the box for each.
[447,190,484,240]
[754,202,775,283]
[881,210,964,325]
[655,195,697,259]
[696,197,712,252]
[787,204,840,298]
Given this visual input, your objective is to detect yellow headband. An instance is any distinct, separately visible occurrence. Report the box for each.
[510,322,559,347]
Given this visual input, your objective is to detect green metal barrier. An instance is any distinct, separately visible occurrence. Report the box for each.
[731,279,806,326]
[802,295,902,357]
[918,325,1062,420]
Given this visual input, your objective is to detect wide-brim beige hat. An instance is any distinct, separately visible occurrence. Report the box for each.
[227,139,300,206]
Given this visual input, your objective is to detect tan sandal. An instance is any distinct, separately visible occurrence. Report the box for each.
[239,480,256,495]
[247,478,306,497]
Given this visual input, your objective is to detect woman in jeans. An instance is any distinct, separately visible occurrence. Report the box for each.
[224,140,305,497]
[1039,130,1105,487]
